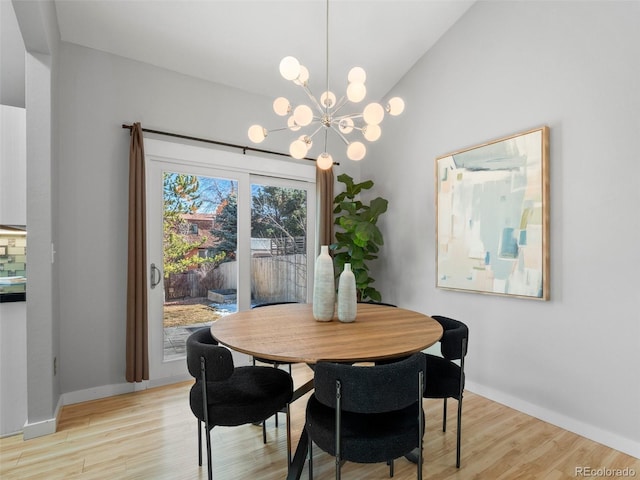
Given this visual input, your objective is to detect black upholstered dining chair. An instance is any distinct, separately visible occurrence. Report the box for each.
[305,353,426,480]
[422,315,468,468]
[358,300,398,307]
[186,327,293,480]
[251,301,299,437]
[251,301,299,374]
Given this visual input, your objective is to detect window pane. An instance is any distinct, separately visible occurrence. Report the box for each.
[250,183,308,305]
[162,172,238,360]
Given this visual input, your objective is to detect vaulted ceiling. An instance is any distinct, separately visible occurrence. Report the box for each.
[53,0,475,101]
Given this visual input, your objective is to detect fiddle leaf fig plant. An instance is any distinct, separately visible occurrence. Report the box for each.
[331,173,388,302]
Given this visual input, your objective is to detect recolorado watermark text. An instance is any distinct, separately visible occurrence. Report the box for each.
[575,466,636,477]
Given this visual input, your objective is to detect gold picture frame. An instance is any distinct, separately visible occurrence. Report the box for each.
[436,126,550,300]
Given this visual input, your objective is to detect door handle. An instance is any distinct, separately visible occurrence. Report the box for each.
[150,263,162,289]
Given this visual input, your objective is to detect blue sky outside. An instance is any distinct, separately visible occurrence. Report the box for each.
[164,172,277,214]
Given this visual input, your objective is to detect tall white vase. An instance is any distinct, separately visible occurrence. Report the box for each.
[313,245,335,321]
[337,263,357,322]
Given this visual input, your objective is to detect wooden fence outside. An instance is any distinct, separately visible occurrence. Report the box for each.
[165,254,307,303]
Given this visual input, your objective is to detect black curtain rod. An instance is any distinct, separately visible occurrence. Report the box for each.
[121,124,339,166]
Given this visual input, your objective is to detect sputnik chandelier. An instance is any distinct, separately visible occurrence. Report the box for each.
[247,0,404,170]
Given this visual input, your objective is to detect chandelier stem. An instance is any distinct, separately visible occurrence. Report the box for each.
[325,0,330,115]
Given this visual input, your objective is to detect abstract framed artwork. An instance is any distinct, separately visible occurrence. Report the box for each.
[436,126,550,300]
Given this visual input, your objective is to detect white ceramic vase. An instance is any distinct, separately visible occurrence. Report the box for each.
[337,263,357,322]
[313,245,335,321]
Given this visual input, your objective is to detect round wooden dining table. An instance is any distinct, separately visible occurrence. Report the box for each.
[210,302,443,365]
[210,302,442,480]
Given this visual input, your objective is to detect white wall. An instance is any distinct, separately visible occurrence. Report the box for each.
[0,0,26,108]
[12,0,62,439]
[366,1,640,457]
[0,104,27,437]
[0,105,26,224]
[0,302,27,436]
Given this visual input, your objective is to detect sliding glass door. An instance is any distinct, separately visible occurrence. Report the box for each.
[145,140,315,381]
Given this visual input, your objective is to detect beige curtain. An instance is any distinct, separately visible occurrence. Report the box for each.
[126,123,149,382]
[316,166,334,248]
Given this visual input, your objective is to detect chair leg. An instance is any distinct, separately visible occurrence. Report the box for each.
[270,363,279,429]
[442,398,448,432]
[308,439,314,479]
[286,403,292,466]
[197,419,202,466]
[335,380,342,480]
[389,459,394,477]
[200,358,213,480]
[418,371,424,480]
[263,420,267,444]
[205,426,213,480]
[456,397,463,468]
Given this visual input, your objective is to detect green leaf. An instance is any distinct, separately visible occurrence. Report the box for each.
[368,197,388,219]
[363,287,382,303]
[337,173,355,192]
[355,222,381,244]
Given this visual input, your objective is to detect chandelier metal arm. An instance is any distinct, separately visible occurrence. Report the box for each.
[267,126,292,134]
[335,112,364,122]
[307,125,324,140]
[300,84,325,114]
[330,124,350,145]
[330,96,350,116]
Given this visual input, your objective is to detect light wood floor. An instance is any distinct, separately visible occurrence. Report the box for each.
[1,363,638,480]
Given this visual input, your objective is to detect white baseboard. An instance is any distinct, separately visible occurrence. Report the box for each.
[19,374,192,440]
[62,373,192,406]
[465,380,640,460]
[146,372,191,389]
[22,395,63,440]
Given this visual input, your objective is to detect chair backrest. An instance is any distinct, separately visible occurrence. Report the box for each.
[186,327,234,382]
[432,315,468,361]
[252,301,298,308]
[358,301,398,307]
[313,353,425,414]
